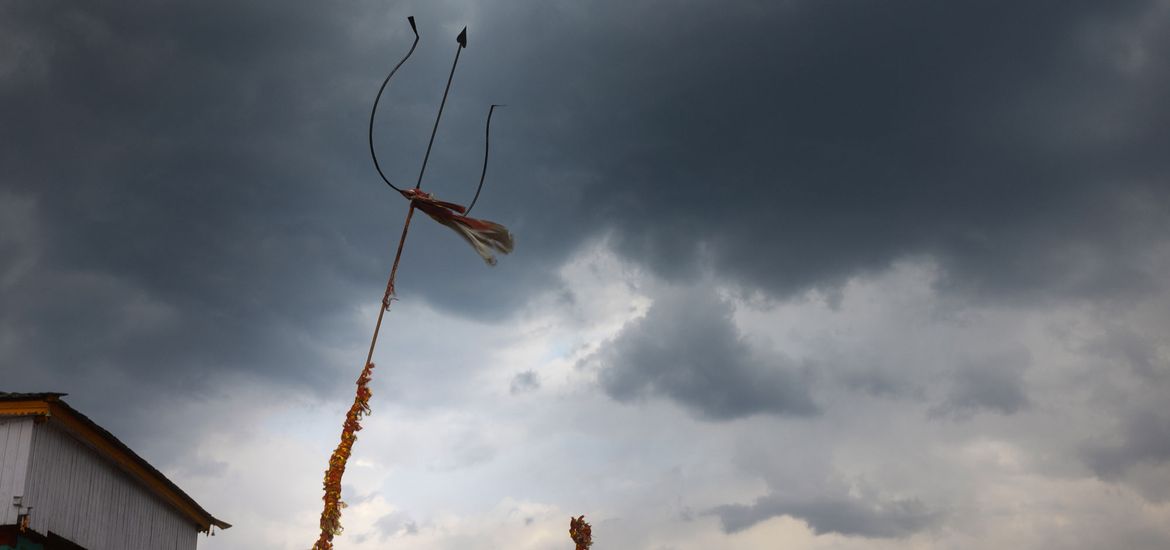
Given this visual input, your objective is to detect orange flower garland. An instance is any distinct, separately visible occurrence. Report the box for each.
[313,361,376,550]
[569,515,593,549]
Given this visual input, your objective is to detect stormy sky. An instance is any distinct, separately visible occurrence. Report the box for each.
[3,1,1169,548]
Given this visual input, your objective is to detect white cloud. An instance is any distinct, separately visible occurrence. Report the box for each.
[125,245,1170,549]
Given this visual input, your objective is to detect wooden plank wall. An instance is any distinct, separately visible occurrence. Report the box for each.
[0,417,34,526]
[23,420,198,550]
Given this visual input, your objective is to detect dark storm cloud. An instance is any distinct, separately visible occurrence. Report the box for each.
[3,0,1169,461]
[594,287,817,420]
[1082,410,1170,480]
[483,0,1170,302]
[0,0,480,465]
[0,1,402,396]
[711,491,942,538]
[930,350,1031,419]
[0,0,581,430]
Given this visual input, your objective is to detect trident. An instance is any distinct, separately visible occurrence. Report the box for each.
[313,16,511,549]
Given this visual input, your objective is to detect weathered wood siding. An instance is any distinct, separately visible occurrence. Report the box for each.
[0,417,35,525]
[23,420,197,550]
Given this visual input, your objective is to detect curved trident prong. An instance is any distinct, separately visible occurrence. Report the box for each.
[368,16,419,193]
[314,17,512,550]
[467,104,505,215]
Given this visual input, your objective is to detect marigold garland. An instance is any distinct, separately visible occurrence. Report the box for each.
[569,515,593,549]
[312,361,376,550]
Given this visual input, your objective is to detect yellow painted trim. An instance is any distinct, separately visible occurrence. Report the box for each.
[0,401,51,416]
[46,402,215,532]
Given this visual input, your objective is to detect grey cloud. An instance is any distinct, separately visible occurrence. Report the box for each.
[509,370,540,395]
[0,0,562,447]
[838,366,925,401]
[376,511,419,539]
[594,287,817,420]
[931,350,1031,419]
[1083,410,1170,481]
[498,0,1170,304]
[0,0,410,413]
[712,491,942,538]
[171,456,229,479]
[5,0,1169,438]
[3,4,1170,547]
[1086,327,1169,381]
[429,426,497,472]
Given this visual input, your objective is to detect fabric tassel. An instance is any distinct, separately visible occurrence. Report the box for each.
[401,188,514,265]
